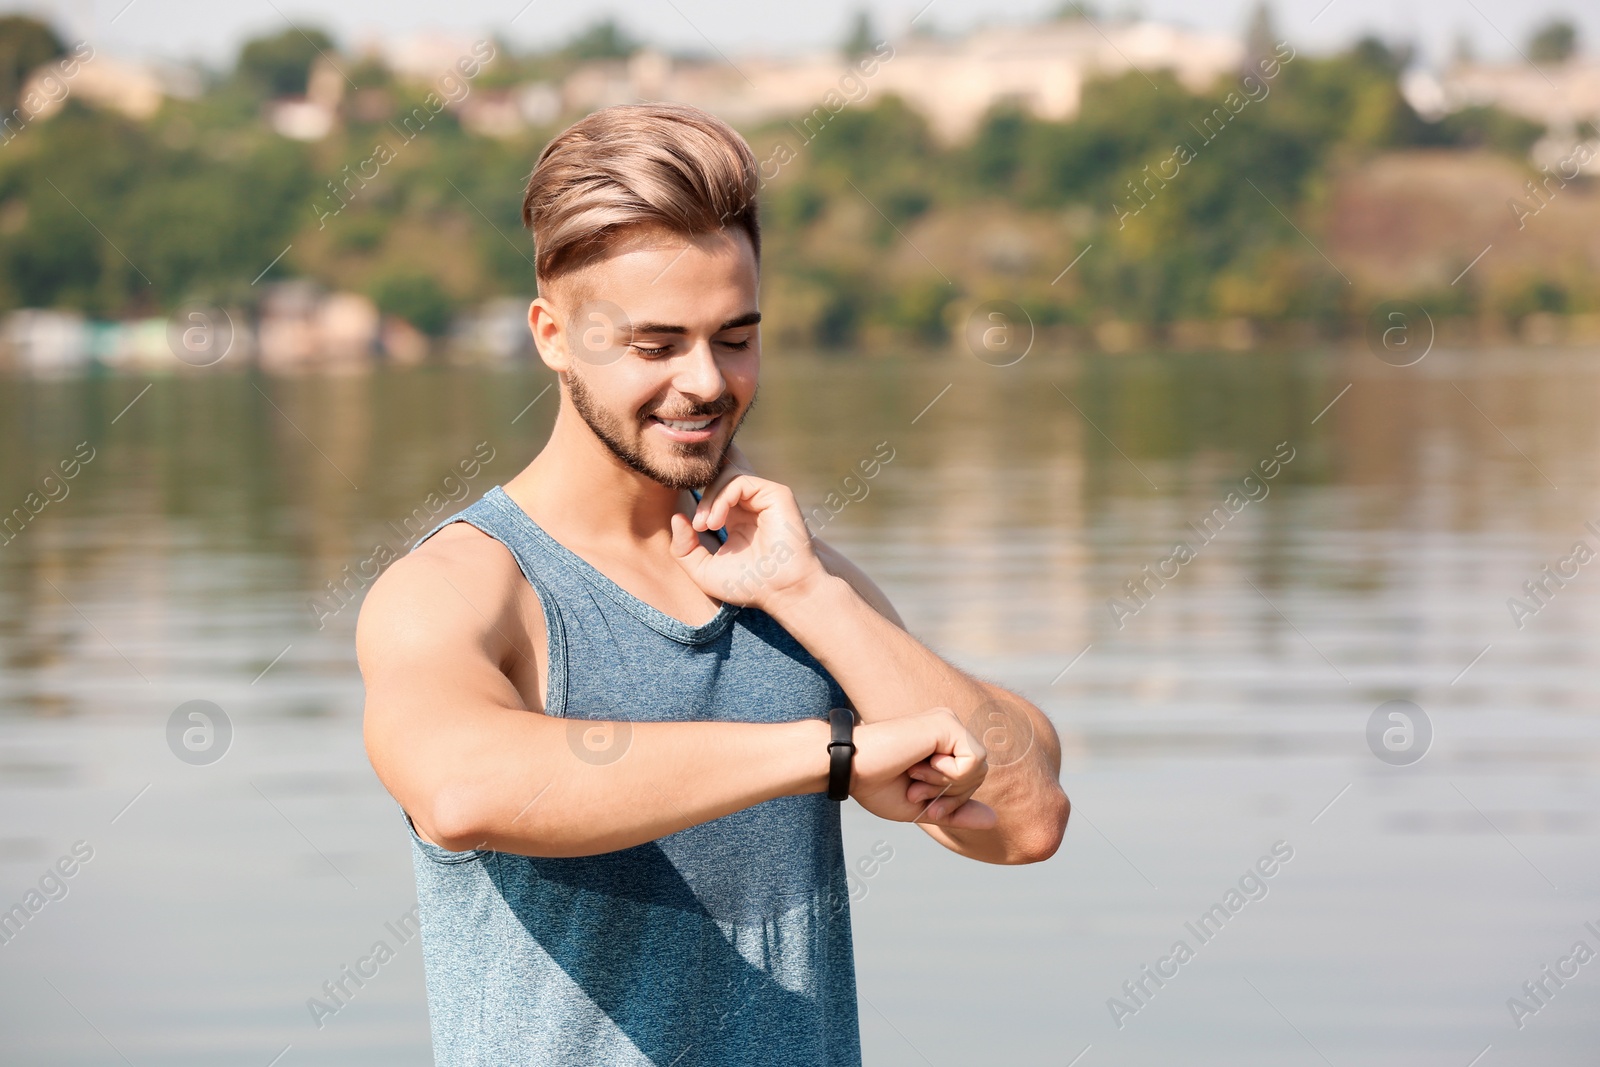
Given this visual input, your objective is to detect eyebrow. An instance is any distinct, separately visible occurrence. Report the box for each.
[626,311,761,337]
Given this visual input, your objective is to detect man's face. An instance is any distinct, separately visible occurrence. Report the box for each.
[548,225,760,492]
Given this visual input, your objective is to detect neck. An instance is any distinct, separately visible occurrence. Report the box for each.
[503,397,692,552]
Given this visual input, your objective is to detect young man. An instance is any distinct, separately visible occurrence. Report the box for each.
[357,102,1069,1066]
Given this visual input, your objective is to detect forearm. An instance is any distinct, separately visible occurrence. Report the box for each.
[770,573,989,723]
[424,715,832,857]
[768,573,1068,862]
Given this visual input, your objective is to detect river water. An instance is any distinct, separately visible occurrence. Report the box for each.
[1,347,1596,1065]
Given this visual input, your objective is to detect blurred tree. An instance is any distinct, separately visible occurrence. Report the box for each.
[236,26,337,98]
[811,271,866,348]
[841,9,876,59]
[0,15,64,114]
[1527,19,1577,64]
[1049,2,1102,20]
[763,178,827,230]
[371,272,456,335]
[886,277,953,344]
[0,25,1589,341]
[0,101,315,315]
[1243,2,1279,68]
[1426,105,1544,155]
[968,104,1028,189]
[1348,35,1414,75]
[562,19,639,61]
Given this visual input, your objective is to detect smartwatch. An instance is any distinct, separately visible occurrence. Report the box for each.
[826,706,856,801]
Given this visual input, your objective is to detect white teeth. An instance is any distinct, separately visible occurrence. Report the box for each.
[658,417,713,431]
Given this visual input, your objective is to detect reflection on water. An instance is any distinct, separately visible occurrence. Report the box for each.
[1,348,1597,1065]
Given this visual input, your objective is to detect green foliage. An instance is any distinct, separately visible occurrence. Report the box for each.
[236,26,337,98]
[0,30,1581,345]
[1501,278,1568,318]
[563,19,638,61]
[0,104,314,315]
[370,272,456,335]
[1243,2,1279,66]
[1527,19,1577,64]
[841,9,876,58]
[763,179,827,230]
[0,15,64,113]
[1423,105,1545,156]
[885,278,955,344]
[1049,2,1101,20]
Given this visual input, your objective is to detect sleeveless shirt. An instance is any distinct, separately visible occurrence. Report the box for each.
[399,485,862,1066]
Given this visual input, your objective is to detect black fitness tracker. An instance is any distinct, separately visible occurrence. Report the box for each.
[826,706,856,801]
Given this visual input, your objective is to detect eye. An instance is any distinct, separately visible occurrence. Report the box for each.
[718,337,753,350]
[629,344,671,357]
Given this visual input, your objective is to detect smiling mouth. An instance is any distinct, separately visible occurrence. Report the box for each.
[649,414,719,431]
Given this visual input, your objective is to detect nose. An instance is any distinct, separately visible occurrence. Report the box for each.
[671,337,727,404]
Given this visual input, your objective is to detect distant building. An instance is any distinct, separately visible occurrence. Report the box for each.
[1403,58,1600,174]
[457,90,528,139]
[851,19,1245,141]
[1408,58,1600,132]
[68,55,165,120]
[375,33,486,83]
[557,19,1245,143]
[257,283,379,371]
[1,310,89,375]
[455,297,533,363]
[17,48,165,127]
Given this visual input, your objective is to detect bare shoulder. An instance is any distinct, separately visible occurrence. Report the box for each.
[811,536,906,629]
[356,521,542,678]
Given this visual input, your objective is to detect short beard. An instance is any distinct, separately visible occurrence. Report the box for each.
[564,365,753,491]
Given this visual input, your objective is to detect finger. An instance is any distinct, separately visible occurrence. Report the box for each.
[906,761,950,785]
[928,751,987,793]
[931,708,987,763]
[701,475,769,532]
[928,798,998,831]
[699,481,742,532]
[668,513,715,571]
[697,476,736,523]
[909,782,955,817]
[697,449,753,513]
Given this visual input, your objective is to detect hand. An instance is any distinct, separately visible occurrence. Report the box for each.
[669,473,828,613]
[849,708,996,830]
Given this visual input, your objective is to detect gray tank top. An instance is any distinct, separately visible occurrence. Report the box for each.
[400,485,862,1066]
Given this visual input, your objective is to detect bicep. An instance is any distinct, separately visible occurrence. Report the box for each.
[356,551,542,835]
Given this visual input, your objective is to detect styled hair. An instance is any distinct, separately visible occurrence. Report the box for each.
[520,102,761,291]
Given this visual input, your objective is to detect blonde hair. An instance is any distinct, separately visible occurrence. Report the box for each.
[520,102,761,291]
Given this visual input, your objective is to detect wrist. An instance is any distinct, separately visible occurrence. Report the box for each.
[783,717,833,796]
[761,566,845,622]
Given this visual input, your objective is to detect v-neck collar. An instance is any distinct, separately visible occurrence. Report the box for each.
[485,485,739,646]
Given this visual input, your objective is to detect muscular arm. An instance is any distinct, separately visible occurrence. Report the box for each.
[358,530,832,857]
[684,448,1069,865]
[775,554,1069,866]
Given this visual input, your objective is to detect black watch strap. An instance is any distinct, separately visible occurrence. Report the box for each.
[826,707,855,802]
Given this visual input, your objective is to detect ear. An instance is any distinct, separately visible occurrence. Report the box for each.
[529,296,570,374]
